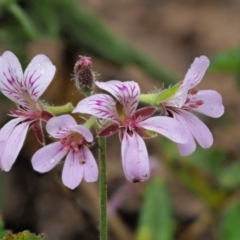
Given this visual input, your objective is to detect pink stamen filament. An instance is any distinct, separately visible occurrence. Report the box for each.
[60,132,85,152]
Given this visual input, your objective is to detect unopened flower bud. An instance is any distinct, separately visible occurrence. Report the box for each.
[73,56,94,95]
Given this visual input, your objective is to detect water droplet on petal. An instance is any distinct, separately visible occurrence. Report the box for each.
[40,68,45,74]
[49,158,55,163]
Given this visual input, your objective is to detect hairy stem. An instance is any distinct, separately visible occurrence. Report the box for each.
[98,137,108,240]
[43,102,74,115]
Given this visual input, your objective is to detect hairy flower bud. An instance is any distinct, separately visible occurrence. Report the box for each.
[73,56,94,95]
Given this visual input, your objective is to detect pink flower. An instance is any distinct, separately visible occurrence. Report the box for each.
[31,114,98,189]
[163,56,224,156]
[73,80,187,182]
[0,51,56,171]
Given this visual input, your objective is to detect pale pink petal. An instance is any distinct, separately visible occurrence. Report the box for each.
[137,116,187,143]
[121,132,150,182]
[0,52,27,107]
[62,150,83,189]
[0,118,23,158]
[96,80,140,117]
[23,54,56,101]
[170,110,196,156]
[31,142,66,173]
[46,115,77,139]
[188,90,224,118]
[184,56,210,89]
[1,120,32,171]
[177,109,213,149]
[0,118,23,142]
[81,145,98,182]
[73,94,120,122]
[67,125,93,143]
[0,51,23,83]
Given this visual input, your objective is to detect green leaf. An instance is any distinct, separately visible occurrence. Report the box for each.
[219,201,240,240]
[136,178,176,240]
[3,231,45,240]
[209,47,240,73]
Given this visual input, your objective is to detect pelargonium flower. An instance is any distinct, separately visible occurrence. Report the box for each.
[31,114,98,189]
[73,80,187,182]
[0,51,56,171]
[162,56,224,156]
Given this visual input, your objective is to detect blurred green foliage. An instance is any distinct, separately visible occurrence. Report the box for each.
[209,47,240,89]
[209,47,240,73]
[1,231,45,240]
[0,221,11,239]
[137,178,176,240]
[220,201,240,240]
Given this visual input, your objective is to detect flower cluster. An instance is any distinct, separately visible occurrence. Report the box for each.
[0,51,224,188]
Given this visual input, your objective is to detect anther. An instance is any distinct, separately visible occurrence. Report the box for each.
[60,138,66,144]
[189,88,198,95]
[64,146,70,151]
[196,100,204,106]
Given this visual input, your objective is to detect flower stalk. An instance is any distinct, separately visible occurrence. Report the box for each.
[43,102,74,115]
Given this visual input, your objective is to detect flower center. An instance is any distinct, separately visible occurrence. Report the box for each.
[10,108,41,119]
[22,90,43,111]
[60,132,85,152]
[116,101,126,121]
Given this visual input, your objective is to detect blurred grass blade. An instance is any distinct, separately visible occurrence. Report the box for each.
[136,178,176,240]
[50,0,177,84]
[220,201,240,240]
[209,47,240,73]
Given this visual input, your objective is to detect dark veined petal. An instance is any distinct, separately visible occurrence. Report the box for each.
[23,54,56,101]
[73,94,120,123]
[96,80,140,118]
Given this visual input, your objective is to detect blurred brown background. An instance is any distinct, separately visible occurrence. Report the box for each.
[0,0,240,240]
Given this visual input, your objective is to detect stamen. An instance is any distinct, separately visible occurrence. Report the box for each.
[71,142,77,148]
[189,104,198,108]
[80,160,86,165]
[60,138,66,144]
[132,178,140,183]
[74,147,80,152]
[196,100,204,106]
[64,146,70,151]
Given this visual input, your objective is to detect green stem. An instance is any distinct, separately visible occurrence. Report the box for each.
[43,102,74,115]
[139,93,157,106]
[83,116,96,129]
[98,137,107,240]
